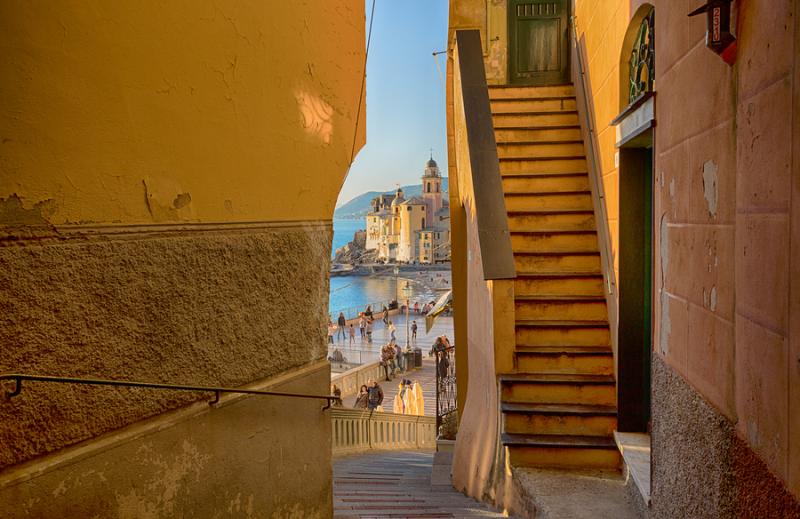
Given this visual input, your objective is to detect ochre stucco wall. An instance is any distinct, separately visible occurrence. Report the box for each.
[0,1,365,224]
[0,1,365,516]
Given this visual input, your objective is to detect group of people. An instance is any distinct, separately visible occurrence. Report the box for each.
[379,339,414,381]
[327,304,420,346]
[353,380,385,411]
[349,378,424,416]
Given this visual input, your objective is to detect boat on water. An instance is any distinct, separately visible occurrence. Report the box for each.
[330,263,355,276]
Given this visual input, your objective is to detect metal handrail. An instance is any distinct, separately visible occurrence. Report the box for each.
[0,373,338,410]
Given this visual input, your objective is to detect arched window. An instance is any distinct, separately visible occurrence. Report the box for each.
[426,183,431,193]
[628,8,655,103]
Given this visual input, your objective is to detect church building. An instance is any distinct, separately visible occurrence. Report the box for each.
[365,157,450,264]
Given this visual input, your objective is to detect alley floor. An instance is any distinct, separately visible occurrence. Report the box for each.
[333,451,511,518]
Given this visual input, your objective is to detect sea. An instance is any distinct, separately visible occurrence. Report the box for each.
[329,218,436,318]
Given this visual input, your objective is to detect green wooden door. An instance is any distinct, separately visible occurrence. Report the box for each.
[509,0,571,85]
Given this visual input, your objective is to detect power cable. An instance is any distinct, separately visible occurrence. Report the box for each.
[347,0,377,171]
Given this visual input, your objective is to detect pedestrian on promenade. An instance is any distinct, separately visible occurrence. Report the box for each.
[348,323,355,345]
[366,318,373,343]
[388,320,396,342]
[364,305,373,320]
[380,343,396,381]
[413,301,420,314]
[359,314,366,338]
[381,304,389,326]
[331,384,343,407]
[394,340,404,372]
[367,380,384,410]
[327,320,335,345]
[411,320,418,341]
[354,384,369,409]
[337,312,347,342]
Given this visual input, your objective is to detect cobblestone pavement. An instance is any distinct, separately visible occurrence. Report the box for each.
[333,451,510,518]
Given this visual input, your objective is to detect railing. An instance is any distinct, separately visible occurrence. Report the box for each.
[570,17,618,299]
[453,29,516,281]
[435,345,456,433]
[331,407,436,455]
[328,346,382,366]
[331,361,385,398]
[329,299,398,322]
[0,373,337,409]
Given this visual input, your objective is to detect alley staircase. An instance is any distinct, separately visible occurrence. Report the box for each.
[489,84,620,469]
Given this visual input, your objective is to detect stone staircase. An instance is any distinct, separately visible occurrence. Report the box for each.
[489,84,620,470]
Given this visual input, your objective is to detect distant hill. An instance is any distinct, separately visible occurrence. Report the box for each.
[335,178,449,219]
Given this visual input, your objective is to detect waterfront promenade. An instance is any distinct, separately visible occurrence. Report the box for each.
[333,315,453,417]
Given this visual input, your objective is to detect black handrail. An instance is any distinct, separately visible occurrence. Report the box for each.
[0,373,338,410]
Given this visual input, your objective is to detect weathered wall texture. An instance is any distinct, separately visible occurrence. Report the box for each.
[0,1,365,224]
[0,362,332,519]
[652,356,800,519]
[572,0,800,509]
[0,1,365,516]
[0,224,331,469]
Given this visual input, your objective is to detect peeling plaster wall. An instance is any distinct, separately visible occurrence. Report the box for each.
[573,0,800,507]
[0,1,365,225]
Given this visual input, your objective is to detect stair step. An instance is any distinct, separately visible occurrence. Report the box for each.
[502,402,616,416]
[502,432,616,449]
[494,111,579,128]
[515,320,610,328]
[508,212,596,232]
[495,126,583,143]
[489,84,576,99]
[500,158,587,175]
[515,275,605,297]
[510,231,598,253]
[515,295,606,302]
[515,345,612,354]
[500,373,616,407]
[491,97,577,113]
[502,174,590,195]
[504,192,593,212]
[514,347,614,375]
[497,142,585,159]
[515,297,607,322]
[502,404,618,437]
[516,323,611,348]
[514,251,602,273]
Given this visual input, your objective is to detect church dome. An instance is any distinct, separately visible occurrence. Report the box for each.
[390,187,405,206]
[426,158,438,168]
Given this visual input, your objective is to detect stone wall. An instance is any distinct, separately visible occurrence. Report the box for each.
[651,356,800,518]
[0,222,330,469]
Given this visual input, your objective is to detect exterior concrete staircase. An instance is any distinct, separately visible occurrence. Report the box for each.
[490,84,620,469]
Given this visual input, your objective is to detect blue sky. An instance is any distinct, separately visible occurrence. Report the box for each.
[336,0,449,207]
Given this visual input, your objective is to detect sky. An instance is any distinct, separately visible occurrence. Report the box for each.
[336,0,450,207]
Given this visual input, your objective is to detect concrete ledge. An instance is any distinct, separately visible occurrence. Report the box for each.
[614,432,651,508]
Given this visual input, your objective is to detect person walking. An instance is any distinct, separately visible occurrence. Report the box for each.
[388,320,396,342]
[413,301,420,314]
[394,340,404,372]
[353,384,369,409]
[327,321,335,345]
[348,323,355,345]
[380,343,396,381]
[366,318,373,343]
[336,312,346,343]
[367,380,384,411]
[411,320,418,341]
[359,314,366,339]
[381,304,389,326]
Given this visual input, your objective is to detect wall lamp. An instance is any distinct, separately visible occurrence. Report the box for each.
[688,0,737,65]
